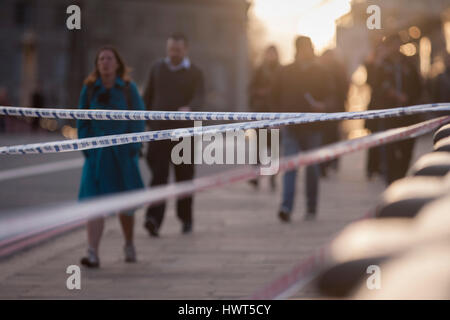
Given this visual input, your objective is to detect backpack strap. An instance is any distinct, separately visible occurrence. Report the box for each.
[83,83,99,110]
[123,81,132,110]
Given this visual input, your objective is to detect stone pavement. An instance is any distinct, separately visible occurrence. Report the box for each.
[0,134,433,299]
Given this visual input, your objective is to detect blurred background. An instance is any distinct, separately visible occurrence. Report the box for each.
[0,0,449,135]
[1,1,450,300]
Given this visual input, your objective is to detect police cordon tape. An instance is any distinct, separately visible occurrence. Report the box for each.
[1,116,449,262]
[1,104,450,155]
[0,116,313,155]
[1,103,449,121]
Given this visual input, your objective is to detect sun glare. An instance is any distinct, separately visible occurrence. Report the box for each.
[252,0,352,62]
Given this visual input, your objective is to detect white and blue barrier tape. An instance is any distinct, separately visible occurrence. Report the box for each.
[1,103,449,121]
[0,117,304,155]
[1,104,449,155]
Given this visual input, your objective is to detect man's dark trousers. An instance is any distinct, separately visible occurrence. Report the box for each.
[145,139,194,228]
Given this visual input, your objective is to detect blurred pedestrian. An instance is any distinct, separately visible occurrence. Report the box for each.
[272,36,333,222]
[77,46,146,268]
[0,87,9,133]
[319,49,349,176]
[432,54,450,104]
[377,34,423,185]
[143,32,204,236]
[364,40,390,179]
[248,45,281,190]
[30,88,45,131]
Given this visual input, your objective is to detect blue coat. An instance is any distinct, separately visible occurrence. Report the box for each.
[77,77,145,200]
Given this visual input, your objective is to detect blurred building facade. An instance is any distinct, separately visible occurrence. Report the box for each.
[336,0,450,77]
[0,0,250,111]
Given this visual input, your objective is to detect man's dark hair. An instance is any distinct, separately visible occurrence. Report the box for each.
[169,32,189,46]
[295,36,313,52]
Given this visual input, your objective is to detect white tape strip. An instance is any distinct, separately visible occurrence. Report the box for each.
[0,118,289,155]
[1,103,449,121]
[2,104,449,155]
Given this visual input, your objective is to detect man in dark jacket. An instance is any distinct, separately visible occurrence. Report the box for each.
[143,32,204,236]
[249,45,281,112]
[248,45,281,190]
[376,34,423,185]
[365,40,390,179]
[319,49,349,176]
[272,36,333,222]
[432,54,450,104]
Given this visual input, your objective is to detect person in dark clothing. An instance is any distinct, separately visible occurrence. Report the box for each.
[272,36,333,222]
[375,34,423,185]
[77,46,146,268]
[31,89,45,131]
[432,54,450,104]
[143,32,204,236]
[364,41,390,179]
[248,45,281,190]
[249,45,281,110]
[0,87,9,133]
[319,49,349,176]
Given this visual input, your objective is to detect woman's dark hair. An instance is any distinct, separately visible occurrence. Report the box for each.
[169,32,188,46]
[84,46,131,85]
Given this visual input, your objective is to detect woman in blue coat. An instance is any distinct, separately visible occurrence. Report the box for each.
[77,46,145,268]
